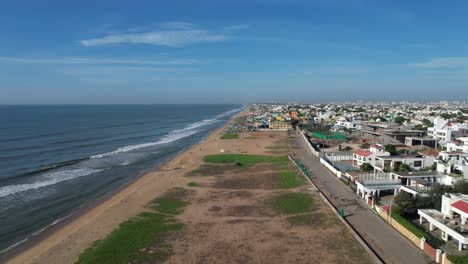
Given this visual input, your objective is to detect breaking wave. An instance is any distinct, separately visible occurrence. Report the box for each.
[0,168,103,198]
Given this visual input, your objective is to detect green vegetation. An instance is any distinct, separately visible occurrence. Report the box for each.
[203,154,289,168]
[360,163,374,171]
[342,146,353,151]
[76,193,187,264]
[360,143,370,149]
[187,181,198,187]
[220,133,239,139]
[271,192,315,214]
[384,144,397,155]
[447,255,468,264]
[390,206,425,239]
[278,171,304,189]
[287,212,326,226]
[394,116,407,125]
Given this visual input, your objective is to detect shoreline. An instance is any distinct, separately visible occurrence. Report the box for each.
[2,108,246,264]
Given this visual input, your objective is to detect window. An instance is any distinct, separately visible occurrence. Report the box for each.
[414,160,422,167]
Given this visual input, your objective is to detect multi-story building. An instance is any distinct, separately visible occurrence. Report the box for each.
[428,117,468,145]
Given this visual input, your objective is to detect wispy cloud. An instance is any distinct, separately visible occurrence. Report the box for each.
[0,56,205,65]
[80,22,238,47]
[409,57,468,69]
[305,66,369,75]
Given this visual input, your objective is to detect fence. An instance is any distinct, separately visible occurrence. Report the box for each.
[325,153,353,161]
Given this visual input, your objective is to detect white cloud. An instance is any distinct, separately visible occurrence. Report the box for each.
[79,22,249,47]
[0,56,205,65]
[81,27,226,47]
[409,57,468,69]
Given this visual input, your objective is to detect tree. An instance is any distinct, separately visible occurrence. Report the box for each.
[360,143,371,149]
[422,119,433,127]
[453,181,468,194]
[384,144,397,155]
[395,116,406,125]
[398,163,412,172]
[343,146,353,151]
[360,163,374,171]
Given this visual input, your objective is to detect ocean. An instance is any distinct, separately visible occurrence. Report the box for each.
[0,104,243,253]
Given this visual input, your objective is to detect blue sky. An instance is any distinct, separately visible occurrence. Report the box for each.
[1,0,468,104]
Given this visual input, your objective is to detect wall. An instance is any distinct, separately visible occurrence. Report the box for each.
[376,206,443,263]
[325,154,353,161]
[320,157,343,178]
[300,131,320,157]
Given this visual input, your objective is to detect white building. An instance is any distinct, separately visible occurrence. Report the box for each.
[428,117,468,145]
[447,137,468,154]
[419,194,468,251]
[353,144,390,167]
[436,151,468,178]
[374,155,435,172]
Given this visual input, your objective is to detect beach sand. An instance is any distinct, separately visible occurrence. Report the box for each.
[5,113,372,264]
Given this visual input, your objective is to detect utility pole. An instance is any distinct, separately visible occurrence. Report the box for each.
[388,200,392,225]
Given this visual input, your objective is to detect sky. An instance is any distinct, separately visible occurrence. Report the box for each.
[1,0,468,104]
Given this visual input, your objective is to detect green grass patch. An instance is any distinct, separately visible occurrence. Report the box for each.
[278,171,304,189]
[448,255,468,264]
[220,133,238,139]
[76,194,187,264]
[287,212,326,226]
[203,154,289,168]
[187,181,198,187]
[390,207,425,239]
[271,192,315,214]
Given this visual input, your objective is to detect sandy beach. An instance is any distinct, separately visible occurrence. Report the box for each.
[5,111,372,264]
[3,111,246,264]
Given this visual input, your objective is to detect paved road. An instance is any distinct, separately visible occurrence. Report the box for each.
[291,133,431,264]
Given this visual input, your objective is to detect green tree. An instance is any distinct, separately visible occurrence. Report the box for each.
[422,119,433,127]
[360,163,374,171]
[395,116,406,125]
[360,143,371,149]
[385,144,397,155]
[453,181,468,194]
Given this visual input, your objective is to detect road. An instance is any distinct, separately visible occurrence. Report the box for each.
[291,133,431,264]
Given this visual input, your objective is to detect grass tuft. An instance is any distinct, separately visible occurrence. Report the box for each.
[76,192,188,264]
[278,171,304,189]
[220,133,239,139]
[271,192,315,215]
[187,182,198,187]
[203,154,289,169]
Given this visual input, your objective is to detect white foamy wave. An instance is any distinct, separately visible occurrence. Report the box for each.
[91,128,200,159]
[173,119,217,132]
[0,168,102,198]
[216,107,244,118]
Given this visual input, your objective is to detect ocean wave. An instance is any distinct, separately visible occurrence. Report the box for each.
[173,119,217,132]
[0,168,102,198]
[216,107,244,118]
[90,129,200,159]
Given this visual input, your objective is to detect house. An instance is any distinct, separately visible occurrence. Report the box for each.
[436,151,468,178]
[374,155,435,172]
[428,117,468,145]
[447,137,468,153]
[418,194,468,251]
[269,121,291,130]
[352,144,390,167]
[405,136,438,149]
[396,171,460,197]
[355,172,400,202]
